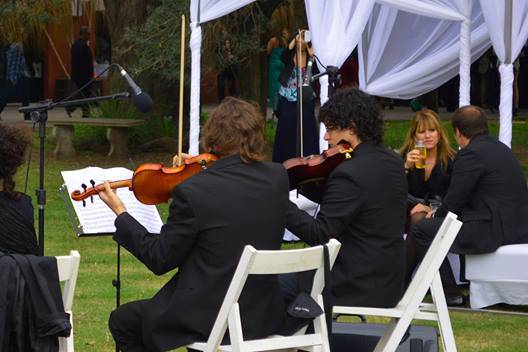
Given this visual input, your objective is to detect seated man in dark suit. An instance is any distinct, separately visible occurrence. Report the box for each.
[98,97,291,352]
[284,88,408,308]
[412,105,528,305]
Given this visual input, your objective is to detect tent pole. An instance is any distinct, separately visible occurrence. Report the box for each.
[504,0,513,64]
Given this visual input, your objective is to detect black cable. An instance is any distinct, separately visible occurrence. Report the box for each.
[313,54,327,71]
[55,63,116,105]
[23,123,37,194]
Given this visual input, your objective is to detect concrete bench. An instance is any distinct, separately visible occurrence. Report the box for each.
[49,117,145,159]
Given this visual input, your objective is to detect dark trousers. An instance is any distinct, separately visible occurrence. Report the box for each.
[412,217,461,297]
[108,299,149,352]
[217,67,237,102]
[0,78,29,119]
[66,80,93,117]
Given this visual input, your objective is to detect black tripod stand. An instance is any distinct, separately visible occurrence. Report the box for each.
[19,92,131,255]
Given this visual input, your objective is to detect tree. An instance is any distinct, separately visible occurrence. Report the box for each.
[0,0,72,44]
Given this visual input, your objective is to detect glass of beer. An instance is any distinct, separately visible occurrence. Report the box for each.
[414,140,426,169]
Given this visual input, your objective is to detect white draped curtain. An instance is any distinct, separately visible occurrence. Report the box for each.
[480,0,528,147]
[188,0,255,154]
[305,0,376,150]
[359,0,490,105]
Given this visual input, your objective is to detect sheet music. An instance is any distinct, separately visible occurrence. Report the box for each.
[61,167,163,234]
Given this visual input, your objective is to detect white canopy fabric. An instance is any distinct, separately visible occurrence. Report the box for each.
[480,0,528,147]
[305,0,376,149]
[359,0,490,103]
[188,0,527,153]
[188,0,256,154]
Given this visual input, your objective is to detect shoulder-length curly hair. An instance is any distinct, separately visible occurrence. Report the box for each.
[0,124,31,199]
[201,97,267,163]
[319,87,384,145]
[399,109,454,170]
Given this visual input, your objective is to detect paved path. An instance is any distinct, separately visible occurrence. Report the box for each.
[0,102,505,124]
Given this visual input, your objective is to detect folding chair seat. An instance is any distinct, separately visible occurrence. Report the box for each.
[333,212,462,352]
[56,250,81,352]
[187,239,341,352]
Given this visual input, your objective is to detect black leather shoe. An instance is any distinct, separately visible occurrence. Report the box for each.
[446,295,464,306]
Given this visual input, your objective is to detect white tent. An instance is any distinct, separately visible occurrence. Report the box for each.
[188,0,528,152]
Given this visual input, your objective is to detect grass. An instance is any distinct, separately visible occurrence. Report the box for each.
[13,118,528,351]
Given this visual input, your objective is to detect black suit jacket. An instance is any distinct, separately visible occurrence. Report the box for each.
[114,155,290,351]
[438,135,528,254]
[71,38,93,85]
[287,142,408,308]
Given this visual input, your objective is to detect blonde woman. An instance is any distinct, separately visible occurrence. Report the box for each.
[400,109,455,284]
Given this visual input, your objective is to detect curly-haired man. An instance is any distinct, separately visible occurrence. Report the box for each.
[283,88,408,309]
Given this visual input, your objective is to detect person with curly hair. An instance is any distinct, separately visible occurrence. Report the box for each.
[282,88,408,308]
[0,124,38,254]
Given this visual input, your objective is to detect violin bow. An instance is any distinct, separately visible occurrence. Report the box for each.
[176,14,186,166]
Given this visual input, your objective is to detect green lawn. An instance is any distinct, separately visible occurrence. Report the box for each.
[13,119,528,351]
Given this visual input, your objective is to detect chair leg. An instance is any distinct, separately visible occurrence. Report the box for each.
[313,295,330,352]
[228,304,244,352]
[372,315,413,352]
[431,274,457,352]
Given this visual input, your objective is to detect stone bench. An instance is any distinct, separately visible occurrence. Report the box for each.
[49,117,145,159]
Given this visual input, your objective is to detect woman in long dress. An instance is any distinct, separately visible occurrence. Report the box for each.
[272,30,319,163]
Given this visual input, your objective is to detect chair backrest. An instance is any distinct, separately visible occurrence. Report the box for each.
[205,239,341,351]
[401,212,462,305]
[56,250,81,313]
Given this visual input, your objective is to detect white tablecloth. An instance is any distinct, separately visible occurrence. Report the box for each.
[465,244,528,308]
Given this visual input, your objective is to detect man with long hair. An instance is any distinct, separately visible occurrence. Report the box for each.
[99,97,291,351]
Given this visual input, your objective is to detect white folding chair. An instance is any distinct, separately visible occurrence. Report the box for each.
[187,239,341,352]
[56,250,81,352]
[334,212,462,352]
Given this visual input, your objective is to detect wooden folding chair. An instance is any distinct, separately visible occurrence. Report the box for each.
[334,212,462,352]
[187,239,341,352]
[56,250,81,352]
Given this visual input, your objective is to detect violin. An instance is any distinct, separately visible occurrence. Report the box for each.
[283,143,353,190]
[71,153,218,205]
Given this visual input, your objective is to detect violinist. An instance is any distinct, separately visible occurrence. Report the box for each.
[99,97,292,351]
[282,88,408,309]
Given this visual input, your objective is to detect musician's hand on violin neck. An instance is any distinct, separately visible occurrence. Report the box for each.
[98,181,127,216]
[172,153,193,167]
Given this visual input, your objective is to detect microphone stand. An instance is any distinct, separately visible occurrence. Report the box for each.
[296,32,304,158]
[18,92,130,255]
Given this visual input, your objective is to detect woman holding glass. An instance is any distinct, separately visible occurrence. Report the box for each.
[399,109,454,284]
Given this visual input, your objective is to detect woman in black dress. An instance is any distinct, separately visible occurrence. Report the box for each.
[0,124,38,254]
[399,109,454,284]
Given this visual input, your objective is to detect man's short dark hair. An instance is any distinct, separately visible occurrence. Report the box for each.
[319,87,384,145]
[451,105,489,139]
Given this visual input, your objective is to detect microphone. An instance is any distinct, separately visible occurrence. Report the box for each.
[302,58,314,103]
[115,64,153,113]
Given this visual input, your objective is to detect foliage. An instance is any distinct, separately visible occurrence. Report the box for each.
[0,0,72,44]
[122,0,270,81]
[121,0,191,84]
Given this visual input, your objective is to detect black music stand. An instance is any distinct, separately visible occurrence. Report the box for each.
[20,92,130,256]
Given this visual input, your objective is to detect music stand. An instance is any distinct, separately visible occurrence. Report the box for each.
[59,185,123,310]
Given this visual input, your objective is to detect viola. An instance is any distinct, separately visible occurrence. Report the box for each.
[71,153,218,205]
[283,143,353,190]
